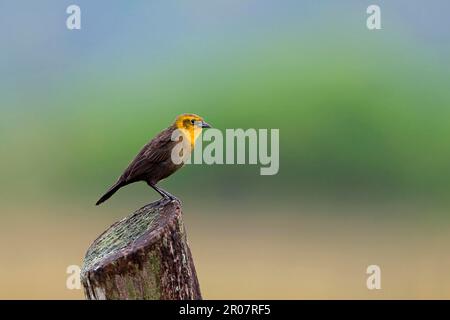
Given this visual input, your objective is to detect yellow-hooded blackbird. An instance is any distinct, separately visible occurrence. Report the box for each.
[96,113,211,205]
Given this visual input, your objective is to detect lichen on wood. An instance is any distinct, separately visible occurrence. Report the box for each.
[80,199,201,300]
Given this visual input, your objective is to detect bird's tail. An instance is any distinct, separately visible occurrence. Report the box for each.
[96,181,123,206]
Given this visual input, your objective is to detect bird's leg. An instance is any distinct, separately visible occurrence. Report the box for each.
[149,183,178,202]
[159,188,178,201]
[148,183,167,204]
[149,183,164,197]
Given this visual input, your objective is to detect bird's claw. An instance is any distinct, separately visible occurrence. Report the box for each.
[158,195,180,206]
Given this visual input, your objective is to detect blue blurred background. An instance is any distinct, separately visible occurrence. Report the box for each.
[1,0,450,298]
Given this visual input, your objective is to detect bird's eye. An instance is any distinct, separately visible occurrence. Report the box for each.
[190,119,196,124]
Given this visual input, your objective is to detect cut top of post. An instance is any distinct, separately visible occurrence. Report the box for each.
[81,200,181,276]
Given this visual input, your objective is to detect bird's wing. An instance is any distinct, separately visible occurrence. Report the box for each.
[120,127,176,182]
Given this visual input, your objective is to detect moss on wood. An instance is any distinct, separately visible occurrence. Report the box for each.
[81,199,201,300]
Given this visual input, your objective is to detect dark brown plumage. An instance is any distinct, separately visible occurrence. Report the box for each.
[96,114,211,205]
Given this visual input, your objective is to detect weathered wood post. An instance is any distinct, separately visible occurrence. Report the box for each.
[80,199,201,300]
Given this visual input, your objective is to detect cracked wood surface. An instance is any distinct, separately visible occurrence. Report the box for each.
[80,199,201,300]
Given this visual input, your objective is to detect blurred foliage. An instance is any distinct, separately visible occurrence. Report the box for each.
[2,33,450,202]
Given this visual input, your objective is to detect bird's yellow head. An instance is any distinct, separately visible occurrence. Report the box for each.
[174,113,211,147]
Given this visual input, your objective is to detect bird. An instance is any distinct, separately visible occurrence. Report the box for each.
[95,113,211,206]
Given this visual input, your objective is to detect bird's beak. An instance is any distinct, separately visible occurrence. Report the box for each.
[201,121,212,128]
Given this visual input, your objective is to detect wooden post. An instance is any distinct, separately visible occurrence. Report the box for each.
[80,199,202,300]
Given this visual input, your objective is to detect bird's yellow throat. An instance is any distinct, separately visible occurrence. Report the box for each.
[178,126,202,148]
[174,114,204,148]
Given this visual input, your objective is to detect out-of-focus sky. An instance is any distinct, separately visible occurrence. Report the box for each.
[1,1,450,299]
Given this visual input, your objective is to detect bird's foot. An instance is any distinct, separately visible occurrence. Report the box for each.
[157,197,171,206]
[161,190,180,203]
[157,195,180,206]
[150,184,179,204]
[166,195,181,205]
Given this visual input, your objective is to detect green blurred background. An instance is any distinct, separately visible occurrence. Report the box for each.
[1,0,450,299]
